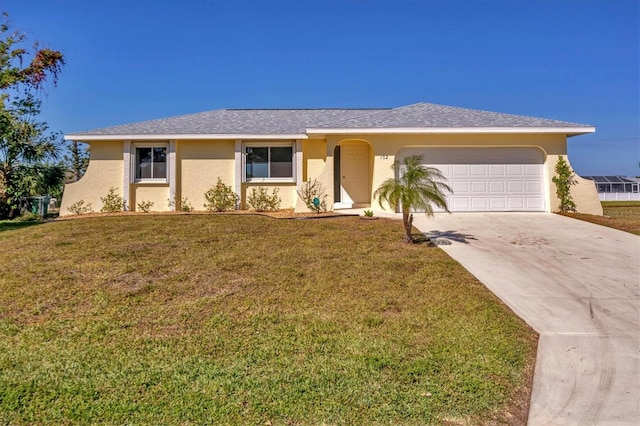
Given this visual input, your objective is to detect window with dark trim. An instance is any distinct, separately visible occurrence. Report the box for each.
[245,145,293,180]
[135,146,167,181]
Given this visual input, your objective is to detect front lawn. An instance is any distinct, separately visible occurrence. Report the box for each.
[562,201,640,235]
[0,214,536,425]
[0,219,44,233]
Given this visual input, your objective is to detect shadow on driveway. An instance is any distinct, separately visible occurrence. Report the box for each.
[423,229,477,245]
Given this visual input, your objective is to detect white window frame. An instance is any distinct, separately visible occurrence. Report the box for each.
[242,141,296,183]
[131,142,169,183]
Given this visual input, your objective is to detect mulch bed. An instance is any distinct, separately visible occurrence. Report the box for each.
[55,208,353,221]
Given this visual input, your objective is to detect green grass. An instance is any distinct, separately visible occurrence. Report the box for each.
[563,201,640,235]
[601,200,640,208]
[0,214,537,425]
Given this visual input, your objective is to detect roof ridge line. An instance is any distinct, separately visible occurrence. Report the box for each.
[313,104,413,127]
[225,107,389,111]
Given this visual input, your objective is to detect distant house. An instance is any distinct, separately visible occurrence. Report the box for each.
[582,176,640,201]
[60,102,602,216]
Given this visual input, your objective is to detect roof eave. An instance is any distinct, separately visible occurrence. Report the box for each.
[64,133,309,141]
[65,126,596,141]
[306,127,596,136]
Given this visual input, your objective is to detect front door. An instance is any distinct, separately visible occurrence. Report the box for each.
[340,144,370,206]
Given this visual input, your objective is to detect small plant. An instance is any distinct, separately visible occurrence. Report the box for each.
[204,178,239,212]
[168,196,193,212]
[552,156,577,213]
[100,187,125,213]
[179,197,193,212]
[297,178,328,214]
[136,200,154,213]
[67,200,93,215]
[363,209,374,217]
[247,186,281,212]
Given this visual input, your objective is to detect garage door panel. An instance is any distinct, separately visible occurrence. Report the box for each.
[471,197,488,210]
[508,198,525,209]
[507,180,524,192]
[489,165,506,176]
[525,164,542,176]
[525,180,542,193]
[527,198,544,209]
[471,181,488,193]
[399,147,545,212]
[507,164,525,175]
[489,181,506,193]
[452,165,469,176]
[470,165,486,176]
[452,181,469,192]
[452,198,469,210]
[490,197,506,209]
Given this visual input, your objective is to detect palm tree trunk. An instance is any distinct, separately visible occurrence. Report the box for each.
[402,208,414,243]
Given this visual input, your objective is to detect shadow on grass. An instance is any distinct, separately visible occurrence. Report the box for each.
[0,220,45,233]
[422,230,477,245]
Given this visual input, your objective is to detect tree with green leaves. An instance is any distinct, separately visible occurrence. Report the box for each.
[551,155,577,213]
[0,12,65,218]
[375,155,452,243]
[64,140,89,182]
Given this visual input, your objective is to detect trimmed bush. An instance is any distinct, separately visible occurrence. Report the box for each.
[67,200,93,215]
[100,188,125,213]
[204,178,239,212]
[247,187,281,212]
[136,200,154,213]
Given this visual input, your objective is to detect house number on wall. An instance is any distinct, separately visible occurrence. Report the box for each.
[380,155,389,160]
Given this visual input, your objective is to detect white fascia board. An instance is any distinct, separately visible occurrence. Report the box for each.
[305,127,596,136]
[64,133,309,141]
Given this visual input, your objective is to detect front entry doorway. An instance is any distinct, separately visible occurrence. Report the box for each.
[334,142,370,209]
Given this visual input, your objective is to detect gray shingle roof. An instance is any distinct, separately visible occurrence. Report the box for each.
[70,109,387,136]
[67,103,593,137]
[311,103,593,129]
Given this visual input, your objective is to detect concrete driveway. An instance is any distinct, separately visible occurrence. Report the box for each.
[409,213,640,425]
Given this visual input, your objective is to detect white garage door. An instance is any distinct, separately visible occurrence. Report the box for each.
[398,147,546,212]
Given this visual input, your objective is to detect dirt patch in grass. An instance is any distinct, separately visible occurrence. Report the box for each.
[0,215,537,425]
[562,202,640,235]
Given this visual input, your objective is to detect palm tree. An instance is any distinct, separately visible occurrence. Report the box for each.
[374,155,452,243]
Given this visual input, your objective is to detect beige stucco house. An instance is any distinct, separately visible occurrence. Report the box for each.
[60,102,602,216]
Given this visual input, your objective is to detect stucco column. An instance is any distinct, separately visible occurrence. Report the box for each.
[234,140,243,196]
[168,139,177,211]
[123,140,131,211]
[296,139,303,183]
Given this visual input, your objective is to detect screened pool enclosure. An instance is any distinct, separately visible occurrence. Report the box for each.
[582,176,640,201]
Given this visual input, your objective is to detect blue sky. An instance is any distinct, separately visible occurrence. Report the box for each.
[5,0,639,176]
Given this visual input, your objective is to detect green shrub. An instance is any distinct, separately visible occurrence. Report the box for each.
[100,187,125,213]
[67,200,93,215]
[204,178,239,212]
[363,209,374,217]
[297,178,328,213]
[136,200,154,213]
[247,187,281,212]
[552,156,577,213]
